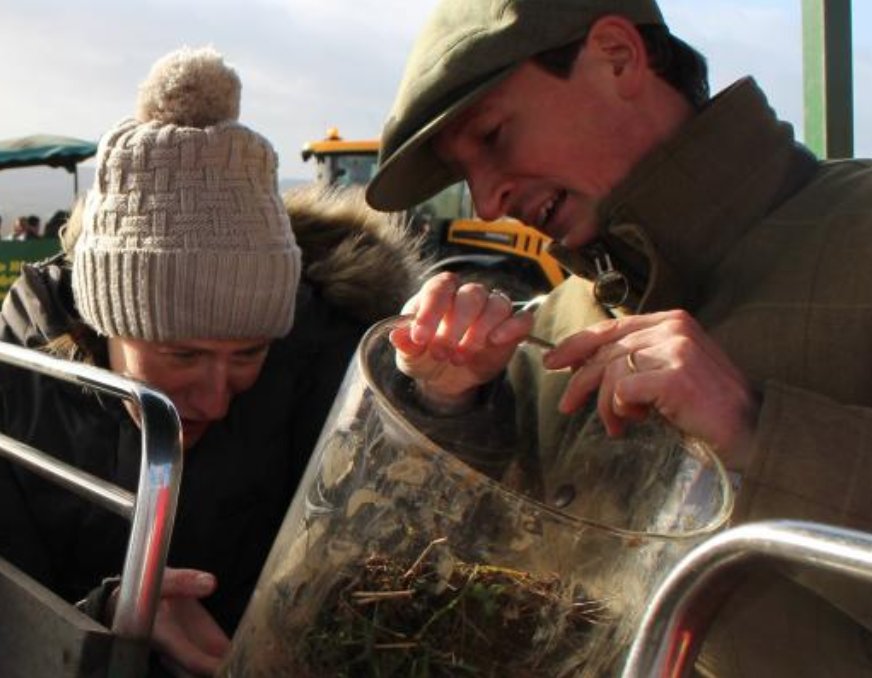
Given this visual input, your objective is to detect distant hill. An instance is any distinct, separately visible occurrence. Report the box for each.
[0,166,306,237]
[280,178,307,194]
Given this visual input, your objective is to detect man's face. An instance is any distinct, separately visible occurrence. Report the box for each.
[108,336,270,450]
[433,36,667,250]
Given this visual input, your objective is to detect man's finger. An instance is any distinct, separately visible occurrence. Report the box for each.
[457,289,518,351]
[488,309,536,347]
[410,272,460,344]
[438,282,490,348]
[594,348,634,436]
[558,361,606,413]
[545,312,680,369]
[389,325,428,358]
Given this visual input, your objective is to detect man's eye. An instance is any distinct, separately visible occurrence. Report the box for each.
[482,125,501,147]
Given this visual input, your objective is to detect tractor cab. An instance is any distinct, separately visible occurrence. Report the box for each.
[301,127,380,188]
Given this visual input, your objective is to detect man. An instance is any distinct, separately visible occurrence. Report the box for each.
[366,0,872,675]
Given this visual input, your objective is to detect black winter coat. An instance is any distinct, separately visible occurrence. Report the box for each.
[0,184,421,635]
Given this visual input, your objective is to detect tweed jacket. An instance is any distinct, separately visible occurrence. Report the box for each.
[507,77,872,675]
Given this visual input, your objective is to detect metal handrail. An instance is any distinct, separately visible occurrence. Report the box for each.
[0,341,182,666]
[621,519,872,677]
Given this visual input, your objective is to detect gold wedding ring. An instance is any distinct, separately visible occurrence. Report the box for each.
[626,351,640,373]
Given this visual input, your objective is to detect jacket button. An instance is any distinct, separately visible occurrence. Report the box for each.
[553,484,576,508]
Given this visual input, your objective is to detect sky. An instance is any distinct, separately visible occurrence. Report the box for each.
[0,0,869,201]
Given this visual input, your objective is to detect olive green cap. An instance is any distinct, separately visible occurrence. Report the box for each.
[366,0,665,212]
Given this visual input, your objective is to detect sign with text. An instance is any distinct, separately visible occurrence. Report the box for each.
[0,240,62,302]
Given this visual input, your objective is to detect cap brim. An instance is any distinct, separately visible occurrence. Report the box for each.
[366,68,513,212]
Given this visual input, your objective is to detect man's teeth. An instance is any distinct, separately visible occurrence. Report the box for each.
[537,197,557,228]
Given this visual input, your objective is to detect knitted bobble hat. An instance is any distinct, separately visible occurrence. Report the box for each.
[72,46,301,341]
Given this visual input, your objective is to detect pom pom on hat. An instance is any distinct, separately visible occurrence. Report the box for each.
[136,46,241,127]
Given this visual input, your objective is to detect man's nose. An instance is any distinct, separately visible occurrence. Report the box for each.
[467,162,513,221]
[188,364,233,421]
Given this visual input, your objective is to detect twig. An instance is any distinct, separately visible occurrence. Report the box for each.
[415,564,480,639]
[403,537,448,581]
[352,589,415,606]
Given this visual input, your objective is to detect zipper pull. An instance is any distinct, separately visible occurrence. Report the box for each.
[592,250,630,308]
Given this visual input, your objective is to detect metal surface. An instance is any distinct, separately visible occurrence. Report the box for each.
[0,431,134,518]
[802,0,854,158]
[621,520,872,677]
[0,341,183,674]
[0,557,117,678]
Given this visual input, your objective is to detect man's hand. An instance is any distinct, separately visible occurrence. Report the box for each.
[543,310,758,469]
[390,272,533,411]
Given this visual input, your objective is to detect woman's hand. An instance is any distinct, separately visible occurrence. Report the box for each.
[110,568,230,676]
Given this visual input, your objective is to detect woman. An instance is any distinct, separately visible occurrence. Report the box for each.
[0,47,421,675]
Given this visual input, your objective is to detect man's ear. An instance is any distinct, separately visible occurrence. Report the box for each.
[584,16,648,98]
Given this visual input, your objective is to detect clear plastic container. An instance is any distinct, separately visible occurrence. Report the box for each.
[221,316,733,677]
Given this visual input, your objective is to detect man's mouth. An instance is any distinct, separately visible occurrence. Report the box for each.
[535,190,567,234]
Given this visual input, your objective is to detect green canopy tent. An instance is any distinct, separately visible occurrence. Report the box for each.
[0,135,97,300]
[0,134,97,195]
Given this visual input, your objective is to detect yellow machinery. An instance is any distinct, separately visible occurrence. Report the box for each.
[301,128,566,296]
[300,128,380,187]
[446,217,565,289]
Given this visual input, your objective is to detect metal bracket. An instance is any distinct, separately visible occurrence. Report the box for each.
[622,519,872,677]
[0,342,182,676]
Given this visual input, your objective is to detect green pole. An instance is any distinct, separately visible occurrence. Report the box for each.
[802,0,854,159]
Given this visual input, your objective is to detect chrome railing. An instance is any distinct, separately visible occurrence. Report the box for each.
[0,341,182,673]
[622,520,872,677]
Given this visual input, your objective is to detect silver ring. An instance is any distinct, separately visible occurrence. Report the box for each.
[490,288,513,306]
[626,351,640,374]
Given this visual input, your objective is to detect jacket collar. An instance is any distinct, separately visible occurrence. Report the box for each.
[553,77,819,312]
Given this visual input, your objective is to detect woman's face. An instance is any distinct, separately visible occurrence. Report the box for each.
[107,336,270,450]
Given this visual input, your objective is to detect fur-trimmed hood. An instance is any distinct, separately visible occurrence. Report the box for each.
[286,183,425,325]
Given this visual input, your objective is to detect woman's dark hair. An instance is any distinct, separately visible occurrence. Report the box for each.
[533,24,710,110]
